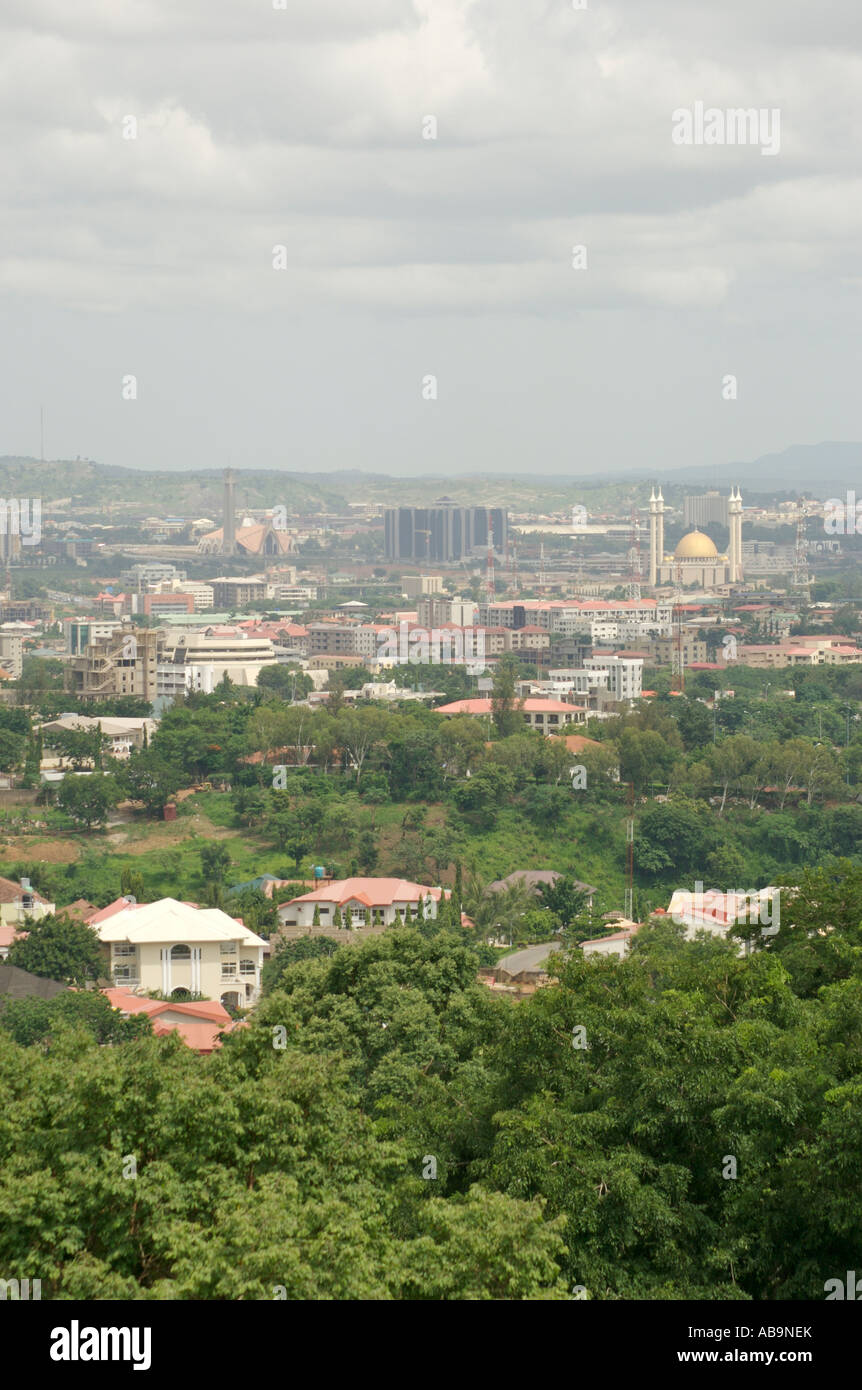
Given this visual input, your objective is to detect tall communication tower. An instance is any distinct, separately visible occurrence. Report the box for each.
[793,505,809,587]
[627,505,642,602]
[538,542,547,590]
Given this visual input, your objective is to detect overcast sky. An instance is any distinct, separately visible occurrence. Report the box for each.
[1,0,860,480]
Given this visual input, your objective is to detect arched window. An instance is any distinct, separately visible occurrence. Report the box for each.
[171,944,191,960]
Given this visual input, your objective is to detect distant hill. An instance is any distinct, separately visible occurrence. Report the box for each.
[0,441,856,514]
[0,459,350,515]
[663,443,861,497]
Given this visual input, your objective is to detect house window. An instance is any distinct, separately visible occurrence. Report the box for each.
[239,958,256,976]
[220,942,237,955]
[171,944,191,960]
[113,944,136,958]
[113,965,135,981]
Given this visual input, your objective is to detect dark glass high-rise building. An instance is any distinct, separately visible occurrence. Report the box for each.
[384,498,508,562]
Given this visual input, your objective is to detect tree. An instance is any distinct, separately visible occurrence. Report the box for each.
[336,708,390,785]
[632,799,713,878]
[120,868,145,901]
[536,875,587,927]
[7,913,104,986]
[0,727,26,774]
[490,654,524,738]
[257,664,313,701]
[357,829,379,874]
[0,991,150,1046]
[200,842,231,883]
[261,934,341,993]
[121,749,183,816]
[286,832,309,874]
[57,774,118,829]
[452,765,516,831]
[618,728,679,793]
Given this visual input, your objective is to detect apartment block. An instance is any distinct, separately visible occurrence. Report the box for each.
[643,634,708,666]
[64,624,163,702]
[210,576,268,609]
[417,596,478,628]
[401,575,444,598]
[583,655,644,701]
[121,562,187,590]
[306,622,359,656]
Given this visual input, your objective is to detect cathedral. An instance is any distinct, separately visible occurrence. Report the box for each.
[649,487,743,588]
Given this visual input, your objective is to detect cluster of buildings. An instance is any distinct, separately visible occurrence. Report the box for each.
[3,471,861,731]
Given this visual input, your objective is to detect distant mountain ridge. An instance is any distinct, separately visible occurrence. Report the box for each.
[0,441,857,511]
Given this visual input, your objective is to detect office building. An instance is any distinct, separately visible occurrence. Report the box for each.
[384,501,508,562]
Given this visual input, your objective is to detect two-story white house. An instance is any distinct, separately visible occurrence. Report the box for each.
[90,897,267,1009]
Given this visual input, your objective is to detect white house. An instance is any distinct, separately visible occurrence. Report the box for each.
[90,897,267,1009]
[278,878,447,930]
[580,921,640,959]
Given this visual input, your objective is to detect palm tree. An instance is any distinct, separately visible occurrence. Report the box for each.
[462,872,536,945]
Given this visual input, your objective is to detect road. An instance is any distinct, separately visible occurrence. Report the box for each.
[496,941,562,974]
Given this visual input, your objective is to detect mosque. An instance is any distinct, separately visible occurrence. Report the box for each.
[649,487,743,588]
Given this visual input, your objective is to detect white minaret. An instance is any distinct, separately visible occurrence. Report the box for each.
[728,487,743,581]
[648,487,666,587]
[657,490,665,567]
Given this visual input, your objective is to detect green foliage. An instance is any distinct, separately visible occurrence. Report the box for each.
[200,842,231,883]
[0,990,151,1046]
[57,774,118,829]
[256,664,314,700]
[536,875,588,927]
[7,914,104,986]
[262,935,342,993]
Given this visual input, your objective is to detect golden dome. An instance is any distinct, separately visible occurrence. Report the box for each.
[674,529,718,560]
